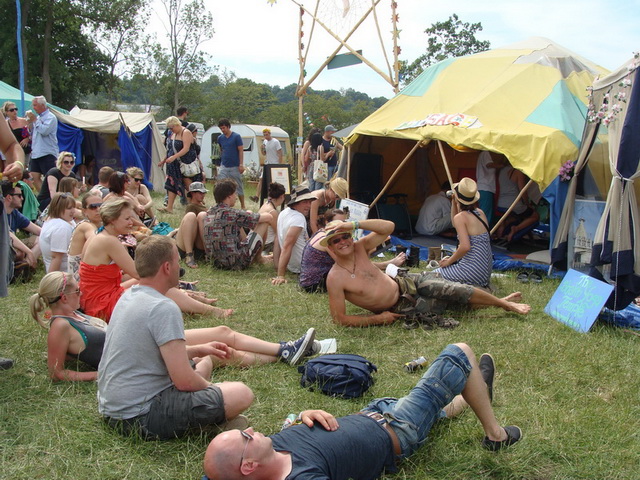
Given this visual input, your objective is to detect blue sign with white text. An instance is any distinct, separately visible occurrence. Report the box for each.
[544,269,613,333]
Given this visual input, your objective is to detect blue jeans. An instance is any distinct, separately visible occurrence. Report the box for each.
[361,344,471,458]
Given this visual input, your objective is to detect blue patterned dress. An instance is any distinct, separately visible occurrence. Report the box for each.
[436,231,493,288]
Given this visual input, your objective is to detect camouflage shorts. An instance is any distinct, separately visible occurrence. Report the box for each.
[393,272,474,316]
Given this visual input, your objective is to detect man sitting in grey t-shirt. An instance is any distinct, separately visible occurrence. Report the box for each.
[97,235,254,440]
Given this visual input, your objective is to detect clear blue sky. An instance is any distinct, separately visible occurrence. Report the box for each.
[151,0,640,98]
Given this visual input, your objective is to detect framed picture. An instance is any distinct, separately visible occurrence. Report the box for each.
[568,199,606,273]
[266,165,291,194]
[339,198,369,240]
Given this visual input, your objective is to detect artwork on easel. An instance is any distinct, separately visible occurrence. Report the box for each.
[568,199,606,273]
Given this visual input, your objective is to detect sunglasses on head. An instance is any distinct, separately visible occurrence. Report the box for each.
[87,203,102,210]
[330,233,352,245]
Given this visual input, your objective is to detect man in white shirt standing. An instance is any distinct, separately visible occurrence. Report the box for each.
[251,128,283,203]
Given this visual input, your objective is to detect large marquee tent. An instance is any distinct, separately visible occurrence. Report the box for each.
[343,37,611,246]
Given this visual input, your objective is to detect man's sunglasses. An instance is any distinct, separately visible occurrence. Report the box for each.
[239,430,253,467]
[330,233,352,245]
[9,193,23,198]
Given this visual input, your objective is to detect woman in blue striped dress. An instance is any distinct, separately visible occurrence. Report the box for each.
[435,178,493,288]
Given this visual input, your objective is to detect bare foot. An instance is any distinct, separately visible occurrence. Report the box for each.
[390,252,406,266]
[214,308,234,318]
[503,292,522,303]
[257,254,274,265]
[504,301,531,315]
[187,291,218,304]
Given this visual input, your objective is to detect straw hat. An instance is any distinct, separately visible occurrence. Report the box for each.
[328,177,348,199]
[452,177,480,205]
[287,185,317,207]
[320,220,352,247]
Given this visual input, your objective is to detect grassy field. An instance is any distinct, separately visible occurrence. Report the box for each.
[1,185,639,479]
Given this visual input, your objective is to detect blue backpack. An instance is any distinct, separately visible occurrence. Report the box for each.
[298,354,377,399]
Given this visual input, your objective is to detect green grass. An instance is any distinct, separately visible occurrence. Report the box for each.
[1,184,639,479]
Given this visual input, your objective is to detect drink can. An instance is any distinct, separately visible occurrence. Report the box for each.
[404,356,427,373]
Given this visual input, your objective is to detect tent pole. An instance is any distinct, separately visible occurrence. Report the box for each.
[346,144,351,195]
[370,140,422,209]
[490,179,534,235]
[437,140,454,187]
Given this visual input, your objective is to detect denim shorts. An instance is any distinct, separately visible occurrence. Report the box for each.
[361,344,471,458]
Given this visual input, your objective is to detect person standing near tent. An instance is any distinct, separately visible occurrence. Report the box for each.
[158,116,194,214]
[2,102,31,171]
[476,151,497,226]
[216,118,246,209]
[322,125,343,181]
[26,96,58,193]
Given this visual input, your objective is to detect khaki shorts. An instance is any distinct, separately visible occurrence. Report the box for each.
[393,272,473,315]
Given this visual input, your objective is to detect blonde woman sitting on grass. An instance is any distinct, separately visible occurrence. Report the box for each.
[125,166,155,221]
[80,198,231,322]
[30,271,321,382]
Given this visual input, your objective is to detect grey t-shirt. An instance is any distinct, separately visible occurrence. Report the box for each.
[97,285,185,419]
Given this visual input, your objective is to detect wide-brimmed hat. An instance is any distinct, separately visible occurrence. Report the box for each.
[320,220,352,247]
[328,177,348,199]
[287,185,317,207]
[187,182,208,196]
[452,177,479,205]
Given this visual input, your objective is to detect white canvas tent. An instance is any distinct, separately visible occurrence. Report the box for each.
[52,108,166,192]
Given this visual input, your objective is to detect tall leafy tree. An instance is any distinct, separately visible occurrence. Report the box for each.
[400,13,490,85]
[157,0,214,111]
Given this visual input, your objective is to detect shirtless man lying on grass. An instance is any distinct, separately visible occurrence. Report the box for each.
[324,219,531,327]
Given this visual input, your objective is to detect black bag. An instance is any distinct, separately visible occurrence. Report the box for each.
[298,354,377,399]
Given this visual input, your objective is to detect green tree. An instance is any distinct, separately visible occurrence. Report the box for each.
[400,13,490,85]
[158,0,214,112]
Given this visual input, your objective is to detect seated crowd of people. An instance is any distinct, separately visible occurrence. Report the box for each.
[2,113,531,478]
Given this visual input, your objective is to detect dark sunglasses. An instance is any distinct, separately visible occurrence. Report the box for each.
[7,108,18,112]
[133,178,143,182]
[87,203,102,210]
[330,233,352,245]
[239,430,253,467]
[9,192,23,198]
[62,160,74,165]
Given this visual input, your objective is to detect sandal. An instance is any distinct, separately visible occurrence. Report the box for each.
[482,425,522,451]
[184,252,198,269]
[436,316,460,329]
[516,272,530,283]
[402,318,420,330]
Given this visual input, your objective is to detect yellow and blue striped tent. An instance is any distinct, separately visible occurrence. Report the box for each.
[344,37,610,219]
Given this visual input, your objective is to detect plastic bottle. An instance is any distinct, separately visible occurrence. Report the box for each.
[404,356,427,373]
[281,413,298,430]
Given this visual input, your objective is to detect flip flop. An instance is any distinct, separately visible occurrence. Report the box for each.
[516,272,530,283]
[529,272,543,283]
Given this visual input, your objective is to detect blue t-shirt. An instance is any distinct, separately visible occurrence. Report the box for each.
[271,415,395,480]
[217,132,243,168]
[8,209,30,233]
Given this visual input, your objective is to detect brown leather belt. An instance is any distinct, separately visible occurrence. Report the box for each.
[359,411,402,456]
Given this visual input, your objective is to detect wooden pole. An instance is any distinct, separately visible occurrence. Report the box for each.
[390,0,400,92]
[436,140,454,187]
[370,140,422,208]
[346,144,351,195]
[490,179,534,235]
